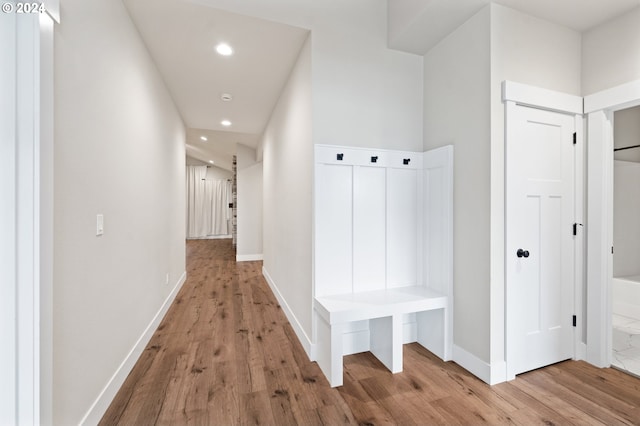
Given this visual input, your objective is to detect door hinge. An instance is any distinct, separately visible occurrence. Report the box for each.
[572,315,577,327]
[573,223,583,236]
[612,246,614,254]
[573,132,577,145]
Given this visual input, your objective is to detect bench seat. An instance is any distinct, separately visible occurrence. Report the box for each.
[314,285,448,387]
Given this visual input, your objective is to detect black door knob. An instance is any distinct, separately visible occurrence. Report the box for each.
[517,249,530,258]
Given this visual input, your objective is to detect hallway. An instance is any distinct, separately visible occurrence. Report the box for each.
[101,240,640,425]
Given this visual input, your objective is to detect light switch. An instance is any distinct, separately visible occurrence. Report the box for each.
[96,214,104,236]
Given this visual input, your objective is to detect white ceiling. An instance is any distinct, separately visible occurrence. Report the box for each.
[494,0,640,31]
[184,128,259,171]
[123,0,640,170]
[122,0,309,169]
[388,0,640,54]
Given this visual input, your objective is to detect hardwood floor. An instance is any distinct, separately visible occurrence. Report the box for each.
[101,239,640,425]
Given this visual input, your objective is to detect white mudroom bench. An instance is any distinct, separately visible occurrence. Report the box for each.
[314,286,448,387]
[313,144,453,387]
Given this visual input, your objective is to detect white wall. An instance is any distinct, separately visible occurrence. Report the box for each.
[206,166,233,181]
[0,11,17,423]
[582,7,640,96]
[237,144,263,260]
[186,156,233,180]
[54,0,186,423]
[423,6,491,363]
[310,0,423,150]
[193,0,424,357]
[489,3,581,376]
[613,106,640,277]
[261,35,314,346]
[614,106,640,163]
[194,0,424,152]
[424,4,582,379]
[613,161,640,278]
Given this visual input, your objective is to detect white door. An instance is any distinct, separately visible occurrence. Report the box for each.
[506,104,576,376]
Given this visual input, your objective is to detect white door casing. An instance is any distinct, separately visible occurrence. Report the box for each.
[584,80,640,368]
[1,7,57,424]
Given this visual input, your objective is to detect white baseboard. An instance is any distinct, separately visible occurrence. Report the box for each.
[576,341,587,361]
[262,266,316,360]
[79,271,187,426]
[453,344,500,385]
[236,254,263,262]
[186,235,231,240]
[489,360,507,385]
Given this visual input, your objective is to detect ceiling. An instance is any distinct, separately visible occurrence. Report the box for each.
[388,0,640,53]
[123,0,640,170]
[492,0,640,31]
[122,0,309,170]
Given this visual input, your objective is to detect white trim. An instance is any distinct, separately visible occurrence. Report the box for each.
[504,100,518,381]
[576,342,587,361]
[0,9,18,425]
[1,10,56,424]
[574,114,586,361]
[0,6,54,424]
[38,11,55,425]
[490,360,507,385]
[79,271,187,426]
[452,345,499,385]
[236,254,263,262]
[584,81,640,370]
[453,345,507,385]
[502,81,583,115]
[262,266,316,361]
[186,235,231,240]
[584,79,640,113]
[586,110,614,368]
[16,13,40,424]
[43,0,60,23]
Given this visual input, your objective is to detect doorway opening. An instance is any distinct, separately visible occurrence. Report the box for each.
[611,105,640,377]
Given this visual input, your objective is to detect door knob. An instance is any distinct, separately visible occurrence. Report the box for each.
[517,249,530,258]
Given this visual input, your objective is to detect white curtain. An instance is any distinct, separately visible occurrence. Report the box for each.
[186,166,232,238]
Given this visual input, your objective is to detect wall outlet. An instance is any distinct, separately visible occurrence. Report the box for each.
[165,273,169,285]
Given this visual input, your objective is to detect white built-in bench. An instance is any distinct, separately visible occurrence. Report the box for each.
[313,144,454,388]
[314,286,448,387]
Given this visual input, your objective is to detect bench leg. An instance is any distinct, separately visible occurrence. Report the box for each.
[316,316,344,387]
[370,315,402,373]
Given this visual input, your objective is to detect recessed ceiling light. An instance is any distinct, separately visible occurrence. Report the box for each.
[200,136,208,141]
[221,120,232,127]
[209,160,214,164]
[215,43,233,56]
[221,93,233,102]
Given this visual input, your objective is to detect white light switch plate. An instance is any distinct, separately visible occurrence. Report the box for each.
[96,214,104,236]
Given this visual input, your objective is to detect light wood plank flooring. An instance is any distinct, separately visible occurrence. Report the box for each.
[101,239,640,425]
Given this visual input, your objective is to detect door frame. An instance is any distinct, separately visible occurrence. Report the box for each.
[502,81,585,380]
[584,79,640,368]
[0,7,56,424]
